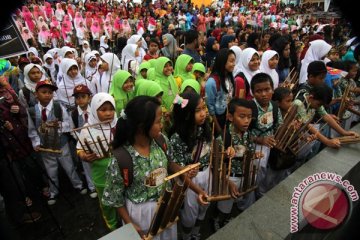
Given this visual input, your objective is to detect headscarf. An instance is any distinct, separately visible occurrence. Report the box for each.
[50,16,60,29]
[21,27,33,42]
[82,40,92,56]
[100,36,109,50]
[91,20,101,34]
[238,48,260,85]
[146,68,156,81]
[180,79,201,94]
[109,70,134,114]
[220,35,236,49]
[38,25,50,40]
[57,59,87,106]
[299,39,332,84]
[37,16,48,30]
[148,59,157,68]
[84,53,98,80]
[24,64,45,92]
[99,53,121,93]
[154,57,178,111]
[174,54,195,82]
[27,47,39,59]
[161,34,177,60]
[135,80,163,97]
[44,2,53,20]
[89,92,117,128]
[136,61,151,80]
[60,46,73,58]
[230,46,242,77]
[127,34,148,50]
[121,44,139,72]
[192,63,206,74]
[260,50,279,89]
[74,12,84,28]
[43,54,57,82]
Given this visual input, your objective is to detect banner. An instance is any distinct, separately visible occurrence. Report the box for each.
[0,17,29,59]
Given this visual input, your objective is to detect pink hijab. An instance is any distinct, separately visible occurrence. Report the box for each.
[50,16,60,29]
[39,26,51,40]
[74,12,84,28]
[67,4,75,19]
[91,21,101,34]
[114,17,122,32]
[85,12,93,29]
[44,2,53,19]
[22,6,35,31]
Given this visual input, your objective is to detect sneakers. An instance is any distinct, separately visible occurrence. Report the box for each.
[47,197,57,206]
[191,233,201,240]
[79,187,88,195]
[25,197,33,207]
[89,189,98,199]
[212,218,221,232]
[22,212,41,223]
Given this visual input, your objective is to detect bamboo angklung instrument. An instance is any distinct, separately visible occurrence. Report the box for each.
[71,121,113,159]
[38,120,63,154]
[240,149,258,195]
[334,135,360,144]
[145,163,199,240]
[338,84,351,120]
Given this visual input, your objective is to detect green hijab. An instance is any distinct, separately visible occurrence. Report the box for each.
[109,69,135,115]
[174,54,195,82]
[148,59,157,68]
[136,61,151,80]
[147,68,156,81]
[136,80,163,97]
[180,79,201,94]
[154,57,178,111]
[192,62,206,74]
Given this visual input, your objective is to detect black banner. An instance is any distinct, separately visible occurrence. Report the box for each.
[0,17,29,59]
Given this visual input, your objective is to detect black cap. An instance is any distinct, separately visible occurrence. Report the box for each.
[307,61,327,75]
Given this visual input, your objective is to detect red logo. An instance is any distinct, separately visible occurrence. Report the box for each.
[301,183,349,230]
[123,169,129,187]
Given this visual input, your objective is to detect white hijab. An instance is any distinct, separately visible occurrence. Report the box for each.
[126,35,146,64]
[260,50,279,89]
[121,44,138,72]
[238,48,261,85]
[27,47,39,58]
[57,58,88,105]
[43,53,57,81]
[24,64,46,92]
[97,53,120,93]
[82,40,92,55]
[85,53,98,80]
[100,35,109,49]
[89,92,117,128]
[230,46,242,77]
[299,39,331,84]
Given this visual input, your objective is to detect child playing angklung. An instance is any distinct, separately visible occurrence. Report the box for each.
[76,92,119,230]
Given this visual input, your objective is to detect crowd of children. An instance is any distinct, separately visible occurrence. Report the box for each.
[1,0,360,240]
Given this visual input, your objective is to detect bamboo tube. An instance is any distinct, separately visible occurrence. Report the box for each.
[38,148,62,154]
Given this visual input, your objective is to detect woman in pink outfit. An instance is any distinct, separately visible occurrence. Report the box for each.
[22,6,36,32]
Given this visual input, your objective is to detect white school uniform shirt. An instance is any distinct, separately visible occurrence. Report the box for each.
[27,100,73,148]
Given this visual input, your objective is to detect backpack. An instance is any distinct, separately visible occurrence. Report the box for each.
[22,87,31,104]
[211,72,250,98]
[234,72,251,98]
[249,100,280,134]
[28,101,63,126]
[113,134,169,188]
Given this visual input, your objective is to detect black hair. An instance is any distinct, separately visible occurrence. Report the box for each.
[228,98,254,115]
[354,45,360,62]
[271,36,291,70]
[272,87,292,102]
[149,38,160,47]
[112,96,161,148]
[247,33,259,50]
[185,30,199,45]
[343,60,357,72]
[250,73,274,92]
[211,48,235,94]
[168,92,211,153]
[309,84,333,105]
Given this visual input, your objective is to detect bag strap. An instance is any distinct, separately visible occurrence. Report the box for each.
[71,108,79,128]
[113,134,169,188]
[53,101,63,122]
